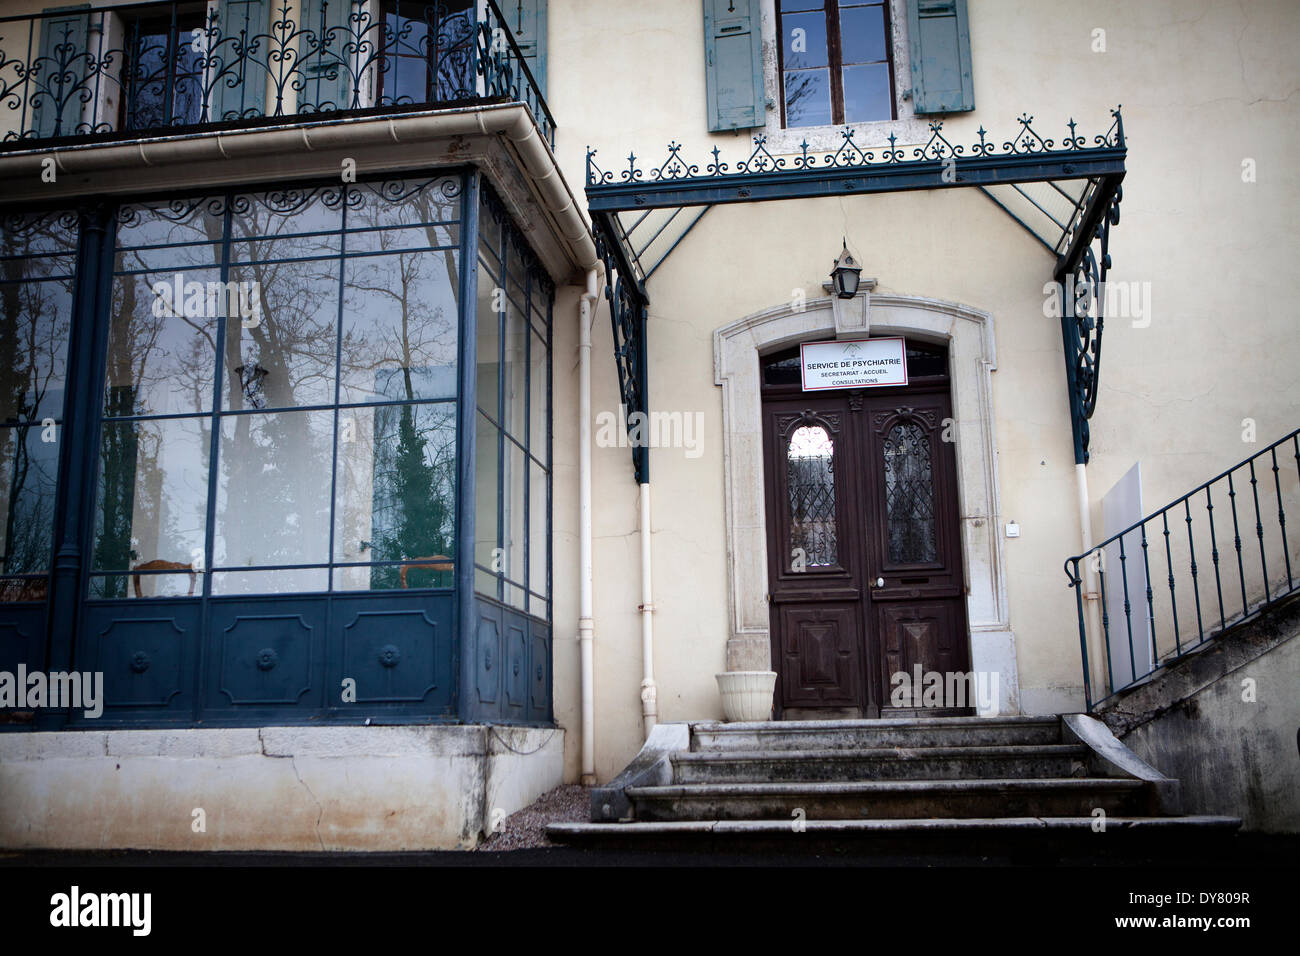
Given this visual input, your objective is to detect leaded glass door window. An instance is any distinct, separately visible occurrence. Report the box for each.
[787,423,838,569]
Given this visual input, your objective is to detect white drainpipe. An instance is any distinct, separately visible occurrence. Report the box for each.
[639,482,658,737]
[1075,462,1104,694]
[578,268,600,785]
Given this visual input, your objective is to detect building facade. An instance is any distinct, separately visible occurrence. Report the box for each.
[0,0,1296,847]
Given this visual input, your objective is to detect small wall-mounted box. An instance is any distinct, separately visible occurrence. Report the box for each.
[1005,521,1020,538]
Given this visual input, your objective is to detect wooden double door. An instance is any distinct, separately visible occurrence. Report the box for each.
[762,372,970,718]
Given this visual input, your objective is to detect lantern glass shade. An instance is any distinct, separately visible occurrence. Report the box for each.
[830,244,862,299]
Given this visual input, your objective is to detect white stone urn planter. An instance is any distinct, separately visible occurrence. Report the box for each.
[715,671,777,722]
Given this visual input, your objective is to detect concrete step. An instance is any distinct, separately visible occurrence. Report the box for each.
[545,815,1244,857]
[625,777,1149,821]
[671,744,1092,784]
[692,716,1062,753]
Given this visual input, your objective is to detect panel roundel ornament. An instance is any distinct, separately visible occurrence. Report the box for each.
[378,644,401,668]
[255,648,279,672]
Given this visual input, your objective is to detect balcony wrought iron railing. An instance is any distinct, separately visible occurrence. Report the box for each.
[0,0,554,150]
[1066,427,1300,710]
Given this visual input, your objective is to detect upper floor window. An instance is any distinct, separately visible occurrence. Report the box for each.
[777,0,895,128]
[119,4,207,131]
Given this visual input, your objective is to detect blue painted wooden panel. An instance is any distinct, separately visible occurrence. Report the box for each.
[468,594,551,723]
[331,592,454,716]
[77,602,200,724]
[505,621,527,710]
[475,603,501,707]
[0,606,45,676]
[528,621,551,722]
[0,605,48,728]
[206,599,325,712]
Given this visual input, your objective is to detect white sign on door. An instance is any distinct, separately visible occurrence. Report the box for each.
[800,337,908,391]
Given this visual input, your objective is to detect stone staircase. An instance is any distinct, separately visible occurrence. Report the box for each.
[546,715,1240,851]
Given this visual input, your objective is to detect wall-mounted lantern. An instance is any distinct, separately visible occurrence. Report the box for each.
[830,240,862,299]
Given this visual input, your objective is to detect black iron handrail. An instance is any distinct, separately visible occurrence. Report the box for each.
[1065,426,1300,709]
[0,0,554,150]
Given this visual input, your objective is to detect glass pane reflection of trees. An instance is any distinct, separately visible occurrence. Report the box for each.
[0,211,76,602]
[91,176,466,597]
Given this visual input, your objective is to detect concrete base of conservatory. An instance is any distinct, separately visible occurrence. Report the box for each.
[0,724,562,851]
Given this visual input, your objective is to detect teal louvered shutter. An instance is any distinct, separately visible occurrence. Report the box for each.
[212,0,270,121]
[299,0,353,111]
[507,0,547,98]
[703,0,764,132]
[32,5,91,138]
[906,0,974,114]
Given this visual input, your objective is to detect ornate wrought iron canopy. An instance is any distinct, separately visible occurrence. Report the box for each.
[588,108,1127,479]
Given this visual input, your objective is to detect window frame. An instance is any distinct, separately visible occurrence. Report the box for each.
[775,0,898,129]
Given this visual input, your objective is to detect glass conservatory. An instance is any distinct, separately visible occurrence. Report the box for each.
[0,169,554,728]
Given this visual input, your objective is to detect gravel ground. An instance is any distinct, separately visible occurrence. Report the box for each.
[476,784,590,851]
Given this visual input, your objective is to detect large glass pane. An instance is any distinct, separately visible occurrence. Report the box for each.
[232,187,343,249]
[0,274,73,423]
[211,568,330,595]
[223,260,339,411]
[529,282,547,338]
[840,3,888,64]
[503,437,526,606]
[529,328,547,460]
[0,425,60,575]
[115,199,224,257]
[345,224,458,255]
[782,10,829,69]
[784,68,832,127]
[503,289,527,441]
[105,268,220,417]
[91,417,210,593]
[843,62,892,124]
[474,412,500,596]
[529,460,547,603]
[214,409,333,570]
[349,177,463,232]
[340,250,460,404]
[476,257,501,421]
[333,401,457,589]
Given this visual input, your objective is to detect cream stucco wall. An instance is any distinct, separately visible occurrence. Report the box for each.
[541,0,1300,782]
[0,0,1293,788]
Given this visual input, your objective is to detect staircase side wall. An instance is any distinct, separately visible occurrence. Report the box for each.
[1099,595,1300,833]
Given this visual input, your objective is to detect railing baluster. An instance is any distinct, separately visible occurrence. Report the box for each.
[1162,511,1180,656]
[1139,520,1157,667]
[1184,498,1205,645]
[1248,457,1270,604]
[1227,473,1249,616]
[1273,446,1292,590]
[1206,485,1226,630]
[1118,533,1136,684]
[1070,557,1092,710]
[1096,551,1115,697]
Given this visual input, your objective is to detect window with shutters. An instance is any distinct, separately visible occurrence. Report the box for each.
[777,0,896,128]
[760,0,974,140]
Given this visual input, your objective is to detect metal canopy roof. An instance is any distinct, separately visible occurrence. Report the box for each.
[587,108,1127,481]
